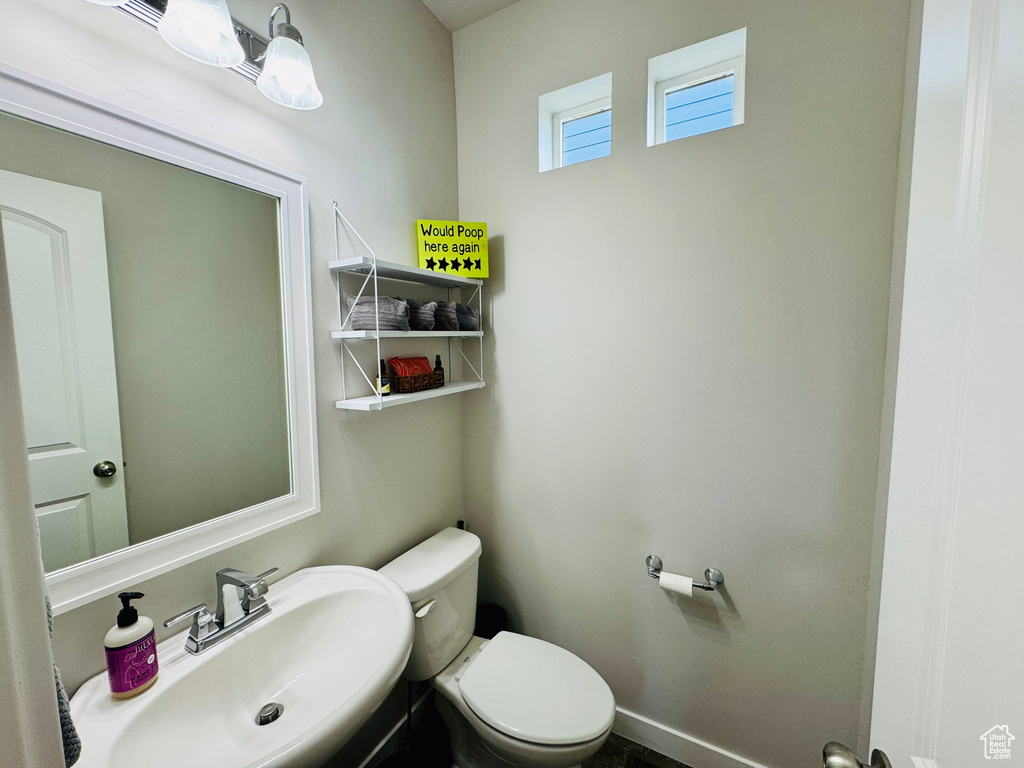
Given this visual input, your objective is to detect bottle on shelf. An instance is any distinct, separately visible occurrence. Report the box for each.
[377,359,391,396]
[434,354,445,385]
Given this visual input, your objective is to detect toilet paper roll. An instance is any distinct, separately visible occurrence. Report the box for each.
[658,571,693,597]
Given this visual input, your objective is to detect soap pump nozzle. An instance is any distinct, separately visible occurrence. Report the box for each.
[117,591,144,628]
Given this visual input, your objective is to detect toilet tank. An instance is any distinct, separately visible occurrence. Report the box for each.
[379,527,482,681]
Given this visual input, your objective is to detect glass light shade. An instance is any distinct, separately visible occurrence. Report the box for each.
[158,0,245,68]
[257,36,323,110]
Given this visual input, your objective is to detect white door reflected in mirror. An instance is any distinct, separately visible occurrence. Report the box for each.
[0,170,129,570]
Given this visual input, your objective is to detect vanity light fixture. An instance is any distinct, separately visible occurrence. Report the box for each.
[83,0,323,110]
[158,0,245,68]
[254,4,323,110]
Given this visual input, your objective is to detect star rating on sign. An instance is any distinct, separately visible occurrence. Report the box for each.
[420,249,484,275]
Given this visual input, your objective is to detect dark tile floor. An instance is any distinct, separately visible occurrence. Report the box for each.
[583,733,691,768]
[375,698,453,768]
[376,699,689,768]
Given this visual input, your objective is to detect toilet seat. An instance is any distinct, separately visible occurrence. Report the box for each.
[456,631,615,746]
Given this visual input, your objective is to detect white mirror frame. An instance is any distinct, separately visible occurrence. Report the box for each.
[0,63,319,615]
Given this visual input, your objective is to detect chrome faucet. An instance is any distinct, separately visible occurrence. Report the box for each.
[215,567,274,625]
[164,566,279,655]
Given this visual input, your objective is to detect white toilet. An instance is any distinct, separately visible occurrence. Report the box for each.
[380,527,615,768]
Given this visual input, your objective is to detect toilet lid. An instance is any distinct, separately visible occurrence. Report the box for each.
[456,632,615,745]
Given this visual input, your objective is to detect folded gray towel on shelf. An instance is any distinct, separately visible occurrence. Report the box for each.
[435,301,459,331]
[455,303,480,331]
[346,295,410,331]
[400,298,437,331]
[47,593,81,767]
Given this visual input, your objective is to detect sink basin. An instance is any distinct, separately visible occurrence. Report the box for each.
[71,566,413,768]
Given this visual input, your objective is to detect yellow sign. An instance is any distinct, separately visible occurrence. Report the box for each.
[416,220,488,278]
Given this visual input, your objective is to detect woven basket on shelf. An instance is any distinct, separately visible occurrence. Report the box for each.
[391,370,445,394]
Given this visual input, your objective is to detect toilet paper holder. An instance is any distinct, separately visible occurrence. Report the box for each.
[645,555,724,591]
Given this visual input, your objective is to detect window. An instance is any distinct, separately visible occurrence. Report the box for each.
[556,99,611,167]
[647,29,746,147]
[665,74,734,141]
[539,73,612,172]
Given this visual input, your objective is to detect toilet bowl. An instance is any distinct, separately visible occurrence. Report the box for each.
[379,528,615,768]
[433,634,614,768]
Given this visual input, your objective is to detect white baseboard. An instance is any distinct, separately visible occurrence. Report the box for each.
[357,689,434,768]
[614,707,774,768]
[910,757,941,768]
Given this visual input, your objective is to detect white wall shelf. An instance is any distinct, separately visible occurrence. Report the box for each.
[331,330,483,340]
[335,381,485,411]
[331,203,485,411]
[329,255,481,289]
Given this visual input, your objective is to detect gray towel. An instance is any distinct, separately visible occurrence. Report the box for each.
[435,301,459,331]
[455,303,480,331]
[46,594,81,767]
[399,298,437,331]
[346,295,410,331]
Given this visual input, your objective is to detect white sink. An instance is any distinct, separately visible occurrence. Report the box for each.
[71,566,414,768]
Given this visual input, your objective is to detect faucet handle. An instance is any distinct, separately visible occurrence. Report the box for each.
[246,568,279,597]
[165,604,216,655]
[241,568,279,613]
[255,567,279,586]
[164,603,208,628]
[164,604,214,638]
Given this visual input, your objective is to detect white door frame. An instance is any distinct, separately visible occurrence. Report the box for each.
[870,0,1016,766]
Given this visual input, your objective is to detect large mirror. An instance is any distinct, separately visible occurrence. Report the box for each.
[0,65,319,613]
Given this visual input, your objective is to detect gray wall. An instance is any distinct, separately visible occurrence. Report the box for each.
[454,2,911,766]
[0,112,290,546]
[1,2,462,738]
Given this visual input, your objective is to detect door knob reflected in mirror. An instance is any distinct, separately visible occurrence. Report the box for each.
[823,742,892,768]
[93,461,117,478]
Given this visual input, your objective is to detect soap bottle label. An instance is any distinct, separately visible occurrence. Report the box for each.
[105,631,158,694]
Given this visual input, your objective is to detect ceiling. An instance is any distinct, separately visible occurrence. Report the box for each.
[421,0,522,32]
